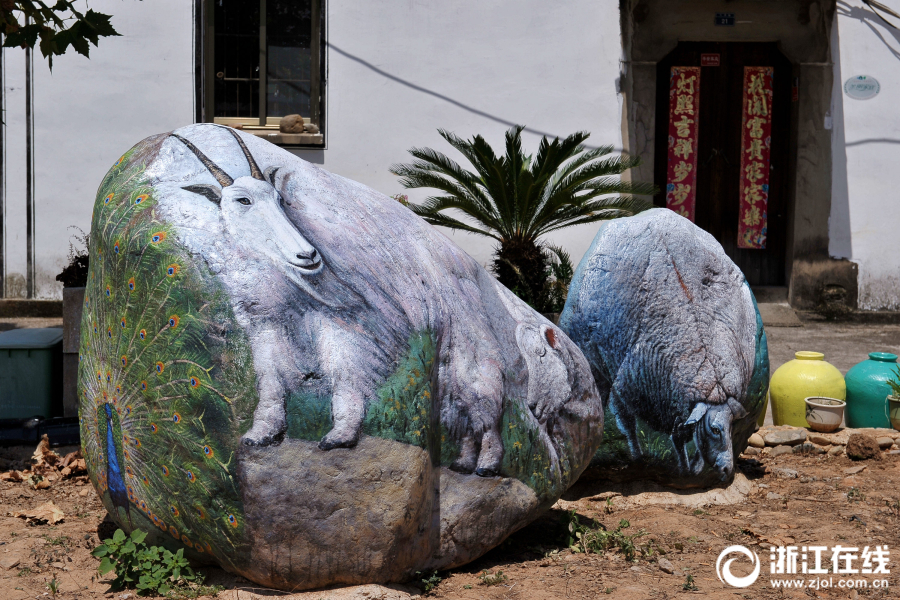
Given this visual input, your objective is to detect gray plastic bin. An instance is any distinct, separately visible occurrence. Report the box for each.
[0,328,64,419]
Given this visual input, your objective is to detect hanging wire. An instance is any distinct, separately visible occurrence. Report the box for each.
[863,0,900,29]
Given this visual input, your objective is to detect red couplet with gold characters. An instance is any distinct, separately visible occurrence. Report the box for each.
[738,66,774,249]
[665,66,701,222]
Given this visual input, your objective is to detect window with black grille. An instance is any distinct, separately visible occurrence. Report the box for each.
[203,0,323,144]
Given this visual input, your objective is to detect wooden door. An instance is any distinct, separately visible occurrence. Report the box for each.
[654,42,793,287]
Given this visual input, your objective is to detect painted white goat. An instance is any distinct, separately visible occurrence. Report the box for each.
[163,125,601,477]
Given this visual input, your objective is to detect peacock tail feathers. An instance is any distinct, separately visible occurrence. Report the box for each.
[79,139,257,569]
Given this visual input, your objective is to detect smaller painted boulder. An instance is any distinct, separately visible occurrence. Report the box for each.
[560,209,769,487]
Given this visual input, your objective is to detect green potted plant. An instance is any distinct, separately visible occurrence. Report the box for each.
[390,125,656,313]
[886,366,900,432]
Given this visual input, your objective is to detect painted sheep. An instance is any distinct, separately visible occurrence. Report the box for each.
[560,208,769,485]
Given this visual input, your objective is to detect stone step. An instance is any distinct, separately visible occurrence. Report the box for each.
[757,302,803,327]
[751,286,788,303]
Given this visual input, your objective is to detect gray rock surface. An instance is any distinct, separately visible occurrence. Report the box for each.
[808,433,834,446]
[770,467,798,479]
[876,436,895,449]
[793,443,825,455]
[238,436,541,589]
[769,445,794,457]
[230,584,419,600]
[764,429,807,447]
[748,433,765,448]
[658,558,675,574]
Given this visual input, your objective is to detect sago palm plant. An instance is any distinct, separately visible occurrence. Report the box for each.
[390,125,656,311]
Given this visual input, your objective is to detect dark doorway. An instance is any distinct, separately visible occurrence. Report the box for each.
[653,42,793,287]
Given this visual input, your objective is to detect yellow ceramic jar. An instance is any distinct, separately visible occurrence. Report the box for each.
[769,351,846,427]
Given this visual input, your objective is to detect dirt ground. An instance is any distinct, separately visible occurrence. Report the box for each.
[0,442,897,599]
[2,318,900,598]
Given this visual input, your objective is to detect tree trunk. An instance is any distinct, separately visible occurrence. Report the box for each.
[492,239,548,309]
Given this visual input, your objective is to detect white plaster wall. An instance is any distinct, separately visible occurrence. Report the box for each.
[3,47,28,298]
[829,17,852,261]
[3,0,195,298]
[290,0,626,271]
[832,3,900,310]
[8,0,626,298]
[14,1,900,309]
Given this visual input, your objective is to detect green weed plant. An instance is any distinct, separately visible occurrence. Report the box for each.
[478,570,508,586]
[564,510,647,561]
[92,528,201,596]
[416,570,442,593]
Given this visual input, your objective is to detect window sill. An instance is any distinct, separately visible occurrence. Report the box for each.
[241,130,324,147]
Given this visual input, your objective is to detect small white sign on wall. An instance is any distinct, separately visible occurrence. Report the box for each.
[844,75,881,100]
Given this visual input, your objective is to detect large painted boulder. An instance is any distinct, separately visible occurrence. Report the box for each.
[559,209,768,488]
[78,124,603,590]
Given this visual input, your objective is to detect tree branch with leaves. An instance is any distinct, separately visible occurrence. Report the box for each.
[1,0,120,69]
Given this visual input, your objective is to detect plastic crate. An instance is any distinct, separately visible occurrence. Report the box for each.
[0,328,63,419]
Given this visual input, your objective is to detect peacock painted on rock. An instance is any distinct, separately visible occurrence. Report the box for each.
[79,138,257,569]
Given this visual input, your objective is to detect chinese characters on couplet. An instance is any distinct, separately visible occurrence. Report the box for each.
[738,66,774,249]
[665,67,701,221]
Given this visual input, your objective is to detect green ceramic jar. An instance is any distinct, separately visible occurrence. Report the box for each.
[769,351,846,427]
[844,352,897,429]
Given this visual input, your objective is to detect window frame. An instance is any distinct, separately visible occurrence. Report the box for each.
[199,0,326,147]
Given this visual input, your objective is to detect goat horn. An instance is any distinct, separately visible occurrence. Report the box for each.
[170,134,234,187]
[223,127,265,181]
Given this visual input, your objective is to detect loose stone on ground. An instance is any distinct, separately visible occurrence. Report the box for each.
[876,436,896,449]
[846,433,881,461]
[792,442,824,455]
[769,467,798,479]
[657,558,675,574]
[749,425,900,462]
[764,429,807,447]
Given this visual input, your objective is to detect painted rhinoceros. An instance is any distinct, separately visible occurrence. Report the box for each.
[560,208,769,487]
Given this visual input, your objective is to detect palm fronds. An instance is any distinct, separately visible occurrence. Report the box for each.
[390,125,657,310]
